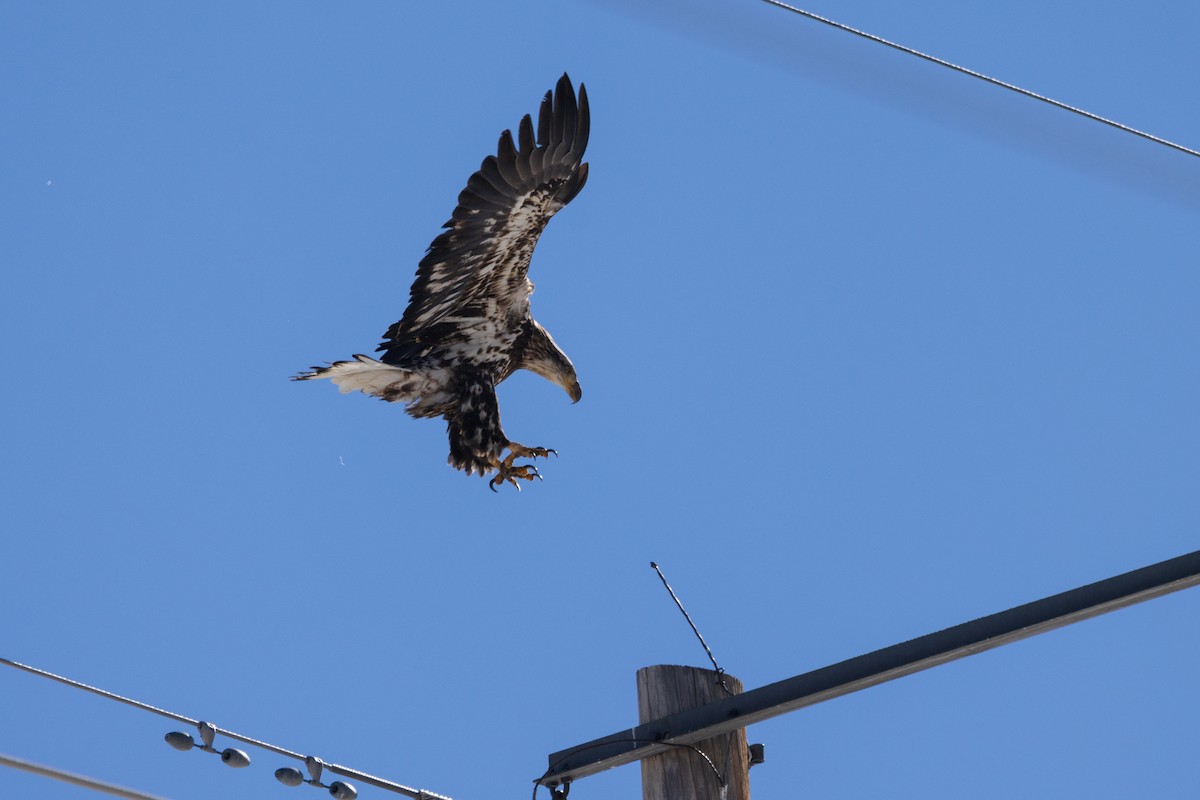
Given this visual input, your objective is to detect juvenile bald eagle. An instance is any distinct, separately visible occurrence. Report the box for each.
[294,74,588,491]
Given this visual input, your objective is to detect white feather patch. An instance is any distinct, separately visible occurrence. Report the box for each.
[310,355,416,400]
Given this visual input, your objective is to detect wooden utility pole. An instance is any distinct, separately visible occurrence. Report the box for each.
[637,666,750,800]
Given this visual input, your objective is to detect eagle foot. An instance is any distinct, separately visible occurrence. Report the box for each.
[487,443,557,492]
[489,463,543,492]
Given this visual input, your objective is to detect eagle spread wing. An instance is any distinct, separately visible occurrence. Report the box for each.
[294,74,589,491]
[382,73,589,350]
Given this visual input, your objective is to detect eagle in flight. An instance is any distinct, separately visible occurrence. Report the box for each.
[295,74,589,491]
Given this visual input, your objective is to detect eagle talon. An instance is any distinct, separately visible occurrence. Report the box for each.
[489,474,523,492]
[489,461,543,492]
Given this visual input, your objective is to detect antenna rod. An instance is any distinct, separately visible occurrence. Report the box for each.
[650,562,729,685]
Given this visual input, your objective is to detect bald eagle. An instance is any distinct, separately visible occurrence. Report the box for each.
[295,74,588,491]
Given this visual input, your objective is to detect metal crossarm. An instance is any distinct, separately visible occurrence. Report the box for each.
[541,549,1200,787]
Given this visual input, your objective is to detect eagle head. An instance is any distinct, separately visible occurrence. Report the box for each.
[522,321,581,404]
[543,353,582,404]
[564,372,583,404]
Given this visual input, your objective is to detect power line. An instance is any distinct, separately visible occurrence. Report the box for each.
[0,657,451,800]
[0,657,294,758]
[2,658,204,728]
[758,0,1200,160]
[0,753,169,800]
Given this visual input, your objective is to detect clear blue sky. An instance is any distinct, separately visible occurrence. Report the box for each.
[3,2,1199,798]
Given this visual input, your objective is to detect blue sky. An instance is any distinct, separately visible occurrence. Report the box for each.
[3,1,1199,798]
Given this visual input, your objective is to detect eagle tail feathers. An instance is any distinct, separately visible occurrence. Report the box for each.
[292,355,420,403]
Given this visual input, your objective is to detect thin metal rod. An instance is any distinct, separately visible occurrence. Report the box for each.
[0,753,170,800]
[758,0,1200,160]
[542,548,1200,787]
[0,657,451,800]
[650,562,727,681]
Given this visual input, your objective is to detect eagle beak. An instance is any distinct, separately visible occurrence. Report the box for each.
[568,381,582,404]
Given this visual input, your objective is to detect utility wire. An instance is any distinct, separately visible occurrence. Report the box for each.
[3,658,200,727]
[758,0,1200,160]
[0,657,451,800]
[0,753,170,800]
[0,657,289,755]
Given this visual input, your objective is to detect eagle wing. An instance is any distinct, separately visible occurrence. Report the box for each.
[381,74,589,350]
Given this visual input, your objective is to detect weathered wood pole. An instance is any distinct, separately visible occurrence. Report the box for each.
[637,665,750,800]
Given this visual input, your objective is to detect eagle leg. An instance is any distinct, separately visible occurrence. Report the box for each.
[487,443,556,491]
[507,443,557,461]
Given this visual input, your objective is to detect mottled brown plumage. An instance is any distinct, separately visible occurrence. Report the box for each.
[295,75,589,490]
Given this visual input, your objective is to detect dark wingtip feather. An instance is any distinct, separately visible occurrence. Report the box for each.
[494,129,522,186]
[515,114,535,180]
[537,89,553,147]
[576,83,590,156]
[551,77,570,149]
[497,128,517,164]
[517,113,535,155]
[558,77,578,153]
